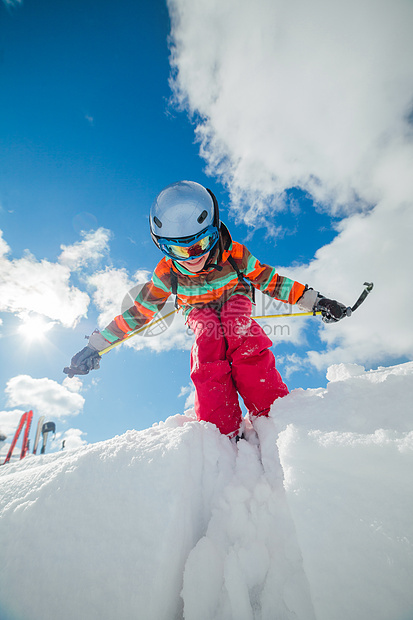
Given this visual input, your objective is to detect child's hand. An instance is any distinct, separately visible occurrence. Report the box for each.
[63,330,111,378]
[63,345,101,378]
[315,296,350,323]
[63,330,110,377]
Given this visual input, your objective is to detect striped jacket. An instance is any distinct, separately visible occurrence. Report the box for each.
[101,224,307,345]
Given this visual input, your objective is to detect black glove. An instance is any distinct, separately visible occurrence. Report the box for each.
[315,297,350,323]
[63,345,101,378]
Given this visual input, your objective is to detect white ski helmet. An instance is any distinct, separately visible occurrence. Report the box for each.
[150,181,220,261]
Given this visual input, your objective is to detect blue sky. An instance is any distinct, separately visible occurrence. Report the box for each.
[1,0,412,452]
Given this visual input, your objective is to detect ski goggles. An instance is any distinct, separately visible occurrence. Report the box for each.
[157,226,219,261]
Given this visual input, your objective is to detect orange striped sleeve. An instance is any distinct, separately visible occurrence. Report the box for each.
[288,281,306,305]
[154,257,172,278]
[264,273,280,297]
[247,262,267,281]
[146,281,169,300]
[114,314,133,334]
[133,299,156,319]
[231,241,244,260]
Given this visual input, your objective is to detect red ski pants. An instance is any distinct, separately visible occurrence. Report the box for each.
[187,295,289,437]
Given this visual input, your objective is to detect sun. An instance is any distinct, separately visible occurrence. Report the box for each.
[18,315,55,342]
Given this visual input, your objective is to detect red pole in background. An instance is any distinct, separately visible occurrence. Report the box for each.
[1,410,34,465]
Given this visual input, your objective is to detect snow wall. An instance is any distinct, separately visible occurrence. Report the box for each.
[0,362,412,620]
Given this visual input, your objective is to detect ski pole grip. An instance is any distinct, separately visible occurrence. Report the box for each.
[351,282,374,313]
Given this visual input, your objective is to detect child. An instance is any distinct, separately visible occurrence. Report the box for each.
[64,181,347,438]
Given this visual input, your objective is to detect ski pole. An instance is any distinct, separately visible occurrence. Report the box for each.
[99,309,321,355]
[350,281,374,313]
[99,282,373,355]
[256,282,373,321]
[254,310,322,319]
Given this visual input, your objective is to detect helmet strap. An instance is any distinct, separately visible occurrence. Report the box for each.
[206,188,220,229]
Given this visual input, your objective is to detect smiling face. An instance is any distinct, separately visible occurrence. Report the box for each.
[176,253,210,273]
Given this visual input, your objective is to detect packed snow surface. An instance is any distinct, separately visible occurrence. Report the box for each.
[1,362,412,620]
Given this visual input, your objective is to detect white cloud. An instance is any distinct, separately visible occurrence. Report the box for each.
[0,230,11,257]
[0,227,114,330]
[62,376,84,393]
[59,228,111,271]
[0,408,25,440]
[0,227,192,354]
[178,383,195,409]
[87,266,149,328]
[286,196,413,368]
[60,428,88,450]
[276,353,309,380]
[5,375,85,419]
[169,0,413,215]
[0,229,90,328]
[167,0,413,368]
[0,377,87,455]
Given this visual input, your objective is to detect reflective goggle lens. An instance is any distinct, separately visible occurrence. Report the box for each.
[160,231,217,261]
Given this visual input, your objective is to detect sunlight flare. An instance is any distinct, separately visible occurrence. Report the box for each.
[18,315,55,341]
